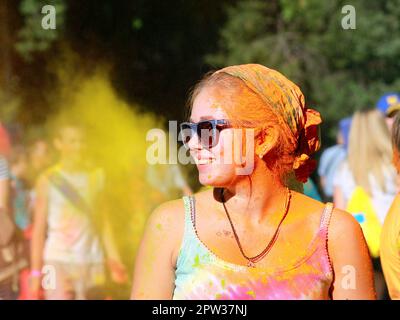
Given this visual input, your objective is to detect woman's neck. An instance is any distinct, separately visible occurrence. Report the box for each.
[216,162,288,224]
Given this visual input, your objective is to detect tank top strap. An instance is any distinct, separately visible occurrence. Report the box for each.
[319,202,334,235]
[182,195,196,230]
[317,202,335,279]
[176,195,205,271]
[179,195,199,254]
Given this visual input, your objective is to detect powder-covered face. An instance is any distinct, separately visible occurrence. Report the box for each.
[189,88,253,187]
[54,126,86,165]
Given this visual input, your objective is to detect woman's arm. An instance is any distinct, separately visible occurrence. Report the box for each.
[30,174,49,298]
[131,199,184,300]
[0,157,9,212]
[101,217,128,284]
[328,208,376,299]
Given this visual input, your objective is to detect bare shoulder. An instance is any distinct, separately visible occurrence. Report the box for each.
[290,191,326,221]
[146,189,215,242]
[146,198,186,236]
[329,207,363,242]
[145,195,197,266]
[290,192,361,241]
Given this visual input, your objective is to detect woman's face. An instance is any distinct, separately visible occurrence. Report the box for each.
[188,88,252,187]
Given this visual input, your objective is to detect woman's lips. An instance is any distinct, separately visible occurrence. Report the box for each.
[195,157,215,172]
[195,158,214,165]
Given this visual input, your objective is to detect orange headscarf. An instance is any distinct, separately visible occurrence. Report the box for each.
[215,64,322,183]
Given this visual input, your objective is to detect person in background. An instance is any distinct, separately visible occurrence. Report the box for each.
[381,111,400,299]
[318,117,351,201]
[377,93,400,131]
[333,108,396,299]
[9,146,31,299]
[26,137,53,188]
[10,146,31,232]
[0,154,17,299]
[0,122,11,158]
[24,137,54,252]
[29,121,127,300]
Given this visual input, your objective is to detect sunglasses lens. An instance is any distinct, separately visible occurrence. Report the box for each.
[198,121,216,148]
[180,124,193,147]
[181,120,229,149]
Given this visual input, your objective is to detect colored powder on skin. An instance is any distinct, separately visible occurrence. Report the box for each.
[210,102,223,110]
[192,254,201,268]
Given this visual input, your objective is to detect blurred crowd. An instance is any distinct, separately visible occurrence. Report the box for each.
[0,120,192,300]
[316,93,400,299]
[0,92,400,300]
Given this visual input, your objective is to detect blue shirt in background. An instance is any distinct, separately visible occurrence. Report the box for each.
[317,144,347,198]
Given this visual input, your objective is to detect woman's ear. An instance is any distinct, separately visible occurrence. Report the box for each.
[255,126,279,159]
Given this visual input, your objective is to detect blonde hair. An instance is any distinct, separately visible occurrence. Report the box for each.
[348,109,393,194]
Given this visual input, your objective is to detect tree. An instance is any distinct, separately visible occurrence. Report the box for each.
[15,0,66,62]
[207,0,400,143]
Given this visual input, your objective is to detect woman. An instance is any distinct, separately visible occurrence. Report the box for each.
[0,154,15,299]
[333,109,396,299]
[132,64,375,300]
[381,112,400,299]
[333,109,396,223]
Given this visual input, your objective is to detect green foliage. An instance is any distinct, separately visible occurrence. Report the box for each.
[207,0,400,143]
[15,0,66,61]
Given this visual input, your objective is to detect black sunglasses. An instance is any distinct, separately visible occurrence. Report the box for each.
[180,119,231,149]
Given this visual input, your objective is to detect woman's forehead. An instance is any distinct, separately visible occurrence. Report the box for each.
[191,89,229,121]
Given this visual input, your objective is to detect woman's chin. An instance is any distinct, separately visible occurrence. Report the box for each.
[198,171,230,187]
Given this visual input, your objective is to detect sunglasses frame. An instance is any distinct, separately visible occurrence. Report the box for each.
[180,119,232,149]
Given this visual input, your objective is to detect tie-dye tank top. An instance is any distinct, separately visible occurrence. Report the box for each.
[173,196,334,300]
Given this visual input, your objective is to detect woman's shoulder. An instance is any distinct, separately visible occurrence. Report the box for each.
[148,197,186,229]
[329,207,361,236]
[297,191,360,235]
[290,191,327,217]
[322,205,367,257]
[148,189,214,223]
[144,198,187,259]
[291,191,359,235]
